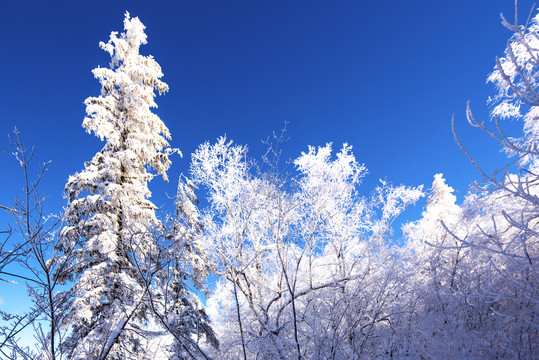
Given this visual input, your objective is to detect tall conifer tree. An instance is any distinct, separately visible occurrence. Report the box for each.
[57,12,176,358]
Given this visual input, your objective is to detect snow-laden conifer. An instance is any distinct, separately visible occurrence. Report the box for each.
[55,12,187,359]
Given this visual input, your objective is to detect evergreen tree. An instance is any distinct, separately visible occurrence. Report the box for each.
[56,12,177,359]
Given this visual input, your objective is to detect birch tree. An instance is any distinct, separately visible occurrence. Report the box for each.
[436,4,539,357]
[190,136,423,359]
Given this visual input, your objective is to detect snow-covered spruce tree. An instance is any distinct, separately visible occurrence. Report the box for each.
[55,13,213,359]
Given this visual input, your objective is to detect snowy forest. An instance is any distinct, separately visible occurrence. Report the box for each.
[0,4,538,360]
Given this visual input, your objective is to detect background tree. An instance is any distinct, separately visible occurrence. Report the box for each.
[418,4,539,357]
[191,135,424,359]
[402,174,487,359]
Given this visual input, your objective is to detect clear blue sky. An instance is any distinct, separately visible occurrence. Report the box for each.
[0,0,535,319]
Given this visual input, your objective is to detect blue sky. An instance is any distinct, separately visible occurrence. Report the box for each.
[0,0,532,204]
[0,0,535,322]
